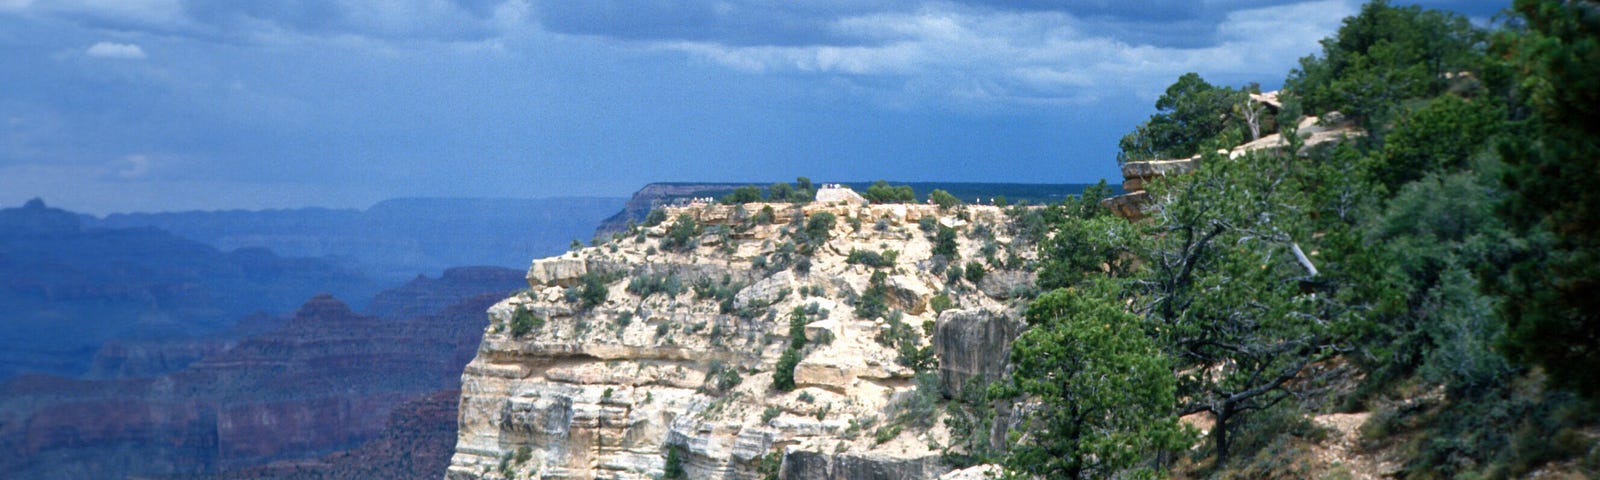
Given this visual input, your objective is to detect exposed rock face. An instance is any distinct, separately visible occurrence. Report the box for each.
[932,309,1025,399]
[451,203,1036,480]
[526,257,590,288]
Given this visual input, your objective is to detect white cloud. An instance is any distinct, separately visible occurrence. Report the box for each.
[647,1,1359,106]
[0,0,34,12]
[85,41,146,59]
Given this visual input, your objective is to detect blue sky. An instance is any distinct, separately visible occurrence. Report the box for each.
[0,0,1506,214]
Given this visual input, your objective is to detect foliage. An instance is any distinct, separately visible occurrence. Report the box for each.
[1286,0,1484,129]
[875,310,933,371]
[773,307,814,392]
[929,189,962,208]
[702,360,743,395]
[662,447,687,480]
[1118,72,1248,162]
[661,214,701,252]
[1035,214,1142,291]
[801,212,836,245]
[772,348,801,392]
[962,260,985,284]
[996,286,1191,479]
[855,271,891,320]
[930,294,955,314]
[1488,0,1600,399]
[578,272,610,310]
[626,272,683,298]
[1367,94,1504,191]
[864,180,917,203]
[644,208,668,227]
[724,185,763,204]
[845,248,899,268]
[510,307,544,338]
[932,225,958,258]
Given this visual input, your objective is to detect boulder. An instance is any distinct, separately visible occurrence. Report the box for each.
[976,270,1035,300]
[526,257,587,288]
[933,309,1024,398]
[734,271,795,310]
[885,275,931,315]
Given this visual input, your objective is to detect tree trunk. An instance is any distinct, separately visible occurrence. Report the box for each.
[1213,402,1234,467]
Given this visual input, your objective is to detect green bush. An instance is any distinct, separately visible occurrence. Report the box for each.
[578,272,609,309]
[929,189,962,208]
[846,249,899,268]
[864,180,916,203]
[510,307,544,338]
[963,261,986,284]
[932,225,958,258]
[855,271,891,320]
[661,214,701,252]
[930,294,955,314]
[773,348,801,392]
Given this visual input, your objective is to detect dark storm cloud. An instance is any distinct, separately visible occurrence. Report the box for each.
[531,1,910,47]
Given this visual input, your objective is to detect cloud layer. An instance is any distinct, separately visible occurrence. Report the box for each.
[0,0,1509,214]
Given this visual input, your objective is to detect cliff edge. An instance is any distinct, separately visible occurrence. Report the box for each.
[451,200,1035,480]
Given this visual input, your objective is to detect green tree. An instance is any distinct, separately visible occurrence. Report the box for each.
[864,180,916,203]
[929,189,961,209]
[1367,94,1504,191]
[932,225,958,258]
[768,182,794,201]
[661,214,701,252]
[1117,72,1246,162]
[997,287,1191,479]
[1286,0,1483,129]
[1035,215,1142,291]
[801,212,836,246]
[1488,0,1600,398]
[724,186,763,204]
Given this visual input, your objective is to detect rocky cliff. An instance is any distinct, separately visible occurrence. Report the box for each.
[0,267,524,479]
[451,201,1035,480]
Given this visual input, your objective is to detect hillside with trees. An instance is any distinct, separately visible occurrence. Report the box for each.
[980,1,1600,478]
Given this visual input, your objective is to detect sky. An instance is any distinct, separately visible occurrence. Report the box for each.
[0,0,1507,215]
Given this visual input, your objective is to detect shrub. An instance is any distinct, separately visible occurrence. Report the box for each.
[803,212,836,244]
[663,448,687,480]
[644,208,668,227]
[964,261,986,284]
[703,360,743,395]
[578,272,609,309]
[846,249,899,268]
[773,348,801,391]
[661,214,701,252]
[723,185,762,204]
[932,226,959,257]
[626,272,683,298]
[761,406,783,423]
[855,271,891,320]
[930,294,955,314]
[929,189,961,208]
[864,180,916,203]
[510,307,544,338]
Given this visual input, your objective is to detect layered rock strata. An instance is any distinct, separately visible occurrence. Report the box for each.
[451,202,1033,480]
